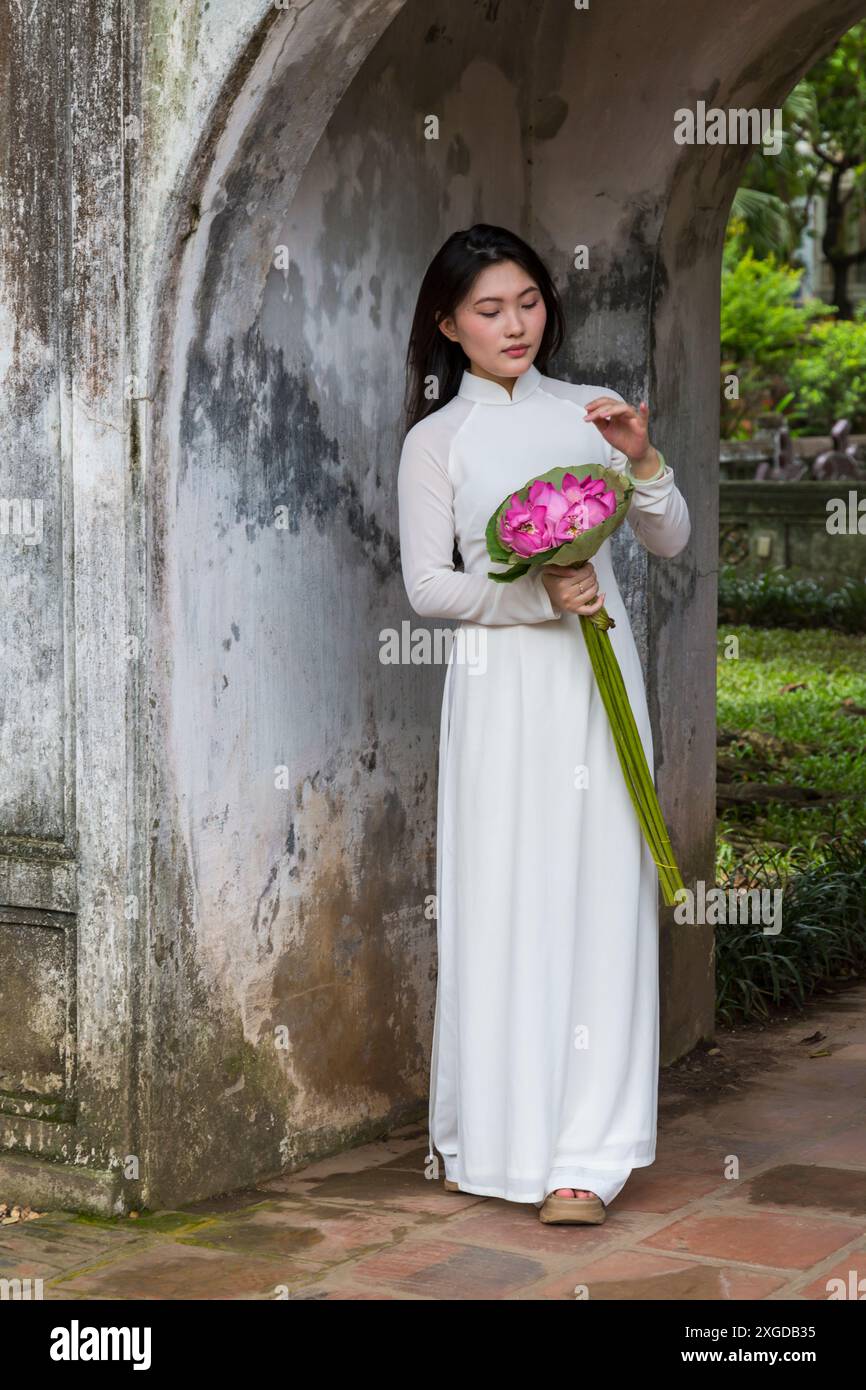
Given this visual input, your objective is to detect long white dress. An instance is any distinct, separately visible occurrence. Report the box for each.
[397,363,691,1206]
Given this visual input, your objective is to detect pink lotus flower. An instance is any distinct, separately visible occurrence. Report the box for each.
[499,473,618,553]
[561,472,618,527]
[499,491,557,556]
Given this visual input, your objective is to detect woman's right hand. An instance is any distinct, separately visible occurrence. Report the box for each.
[540,560,606,616]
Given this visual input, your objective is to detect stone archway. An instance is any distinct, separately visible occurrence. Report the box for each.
[119,0,866,1207]
[3,0,864,1215]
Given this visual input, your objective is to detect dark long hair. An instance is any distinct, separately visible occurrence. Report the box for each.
[403,224,565,434]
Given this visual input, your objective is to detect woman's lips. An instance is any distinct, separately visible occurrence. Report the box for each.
[503,346,528,356]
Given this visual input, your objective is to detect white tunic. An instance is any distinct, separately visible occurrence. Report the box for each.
[397,363,691,1206]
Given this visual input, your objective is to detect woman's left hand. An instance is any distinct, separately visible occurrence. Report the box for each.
[582,396,652,462]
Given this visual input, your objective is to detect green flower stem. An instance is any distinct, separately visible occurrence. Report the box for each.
[592,628,673,851]
[594,636,683,900]
[579,613,685,906]
[595,637,684,904]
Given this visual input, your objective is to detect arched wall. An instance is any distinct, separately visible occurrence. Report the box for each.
[140,0,866,1205]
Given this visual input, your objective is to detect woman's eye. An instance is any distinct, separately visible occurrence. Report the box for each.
[479,301,539,319]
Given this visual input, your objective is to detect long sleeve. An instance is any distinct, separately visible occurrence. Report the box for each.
[599,393,691,559]
[538,377,692,560]
[613,447,691,558]
[397,427,562,625]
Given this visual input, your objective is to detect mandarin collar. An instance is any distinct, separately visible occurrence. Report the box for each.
[457,361,542,405]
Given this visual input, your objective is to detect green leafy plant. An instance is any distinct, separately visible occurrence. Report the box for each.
[721,220,834,438]
[715,833,866,1026]
[718,565,866,633]
[784,301,866,432]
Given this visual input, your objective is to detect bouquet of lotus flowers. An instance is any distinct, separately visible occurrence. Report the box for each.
[486,463,685,906]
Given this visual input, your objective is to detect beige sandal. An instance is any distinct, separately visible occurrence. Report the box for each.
[538,1189,606,1225]
[443,1178,460,1191]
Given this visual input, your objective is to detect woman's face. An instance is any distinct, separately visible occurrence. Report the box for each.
[437,259,547,383]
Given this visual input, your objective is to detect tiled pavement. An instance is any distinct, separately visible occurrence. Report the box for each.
[2,985,866,1301]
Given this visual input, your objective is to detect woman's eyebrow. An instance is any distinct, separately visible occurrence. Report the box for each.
[473,288,540,305]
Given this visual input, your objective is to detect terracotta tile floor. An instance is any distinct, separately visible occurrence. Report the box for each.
[3,984,866,1300]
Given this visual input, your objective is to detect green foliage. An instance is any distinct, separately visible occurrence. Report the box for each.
[721,222,830,363]
[715,622,866,1024]
[784,301,866,431]
[715,833,866,1026]
[716,621,866,856]
[718,565,866,633]
[711,33,866,1022]
[721,219,834,437]
[729,87,821,260]
[722,19,866,434]
[806,21,866,170]
[729,24,866,267]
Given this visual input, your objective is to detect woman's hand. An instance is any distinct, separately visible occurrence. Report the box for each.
[582,396,652,462]
[541,561,606,616]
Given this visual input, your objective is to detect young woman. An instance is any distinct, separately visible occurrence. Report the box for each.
[397,224,691,1225]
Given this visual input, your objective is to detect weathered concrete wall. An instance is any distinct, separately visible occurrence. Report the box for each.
[140,0,420,1205]
[3,0,865,1211]
[141,0,858,1205]
[0,0,132,1211]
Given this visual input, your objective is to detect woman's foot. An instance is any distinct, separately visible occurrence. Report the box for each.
[539,1186,606,1224]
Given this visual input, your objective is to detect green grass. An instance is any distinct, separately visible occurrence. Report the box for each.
[715,624,866,1024]
[716,625,866,876]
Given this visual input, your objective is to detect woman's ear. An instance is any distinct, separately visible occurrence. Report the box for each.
[437,314,459,343]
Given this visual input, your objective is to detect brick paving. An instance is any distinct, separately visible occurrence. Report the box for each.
[2,984,865,1300]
